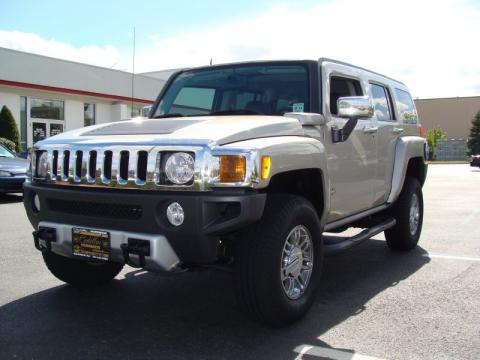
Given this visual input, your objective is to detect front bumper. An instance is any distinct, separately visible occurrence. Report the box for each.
[24,183,266,270]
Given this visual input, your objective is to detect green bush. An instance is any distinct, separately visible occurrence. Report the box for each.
[467,110,480,155]
[426,127,447,160]
[0,137,15,152]
[0,105,20,152]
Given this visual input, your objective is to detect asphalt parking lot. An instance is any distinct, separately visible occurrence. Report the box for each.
[0,164,479,360]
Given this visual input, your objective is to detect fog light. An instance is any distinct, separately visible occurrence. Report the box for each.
[33,194,41,212]
[166,202,184,226]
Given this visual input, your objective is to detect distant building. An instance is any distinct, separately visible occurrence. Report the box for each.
[0,47,165,149]
[415,96,480,139]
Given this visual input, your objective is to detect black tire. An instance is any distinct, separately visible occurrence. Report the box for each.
[385,176,423,251]
[42,251,124,287]
[233,194,323,327]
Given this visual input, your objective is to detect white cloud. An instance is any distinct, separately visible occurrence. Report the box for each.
[135,0,480,99]
[0,30,120,69]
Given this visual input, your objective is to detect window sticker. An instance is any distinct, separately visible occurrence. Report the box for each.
[292,103,304,112]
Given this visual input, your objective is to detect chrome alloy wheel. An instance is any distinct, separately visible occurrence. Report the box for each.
[409,193,420,236]
[280,225,314,300]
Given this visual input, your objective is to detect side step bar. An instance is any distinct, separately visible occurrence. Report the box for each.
[323,218,396,255]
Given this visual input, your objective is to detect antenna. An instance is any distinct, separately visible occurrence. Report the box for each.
[210,58,213,66]
[131,27,136,117]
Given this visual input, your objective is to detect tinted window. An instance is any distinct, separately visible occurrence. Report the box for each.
[370,84,392,121]
[171,87,215,115]
[30,98,64,120]
[395,89,418,124]
[155,64,309,117]
[330,77,363,115]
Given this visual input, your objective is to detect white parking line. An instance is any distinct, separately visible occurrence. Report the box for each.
[423,253,480,262]
[294,344,386,360]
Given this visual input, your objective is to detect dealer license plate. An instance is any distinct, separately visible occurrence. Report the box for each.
[72,227,110,261]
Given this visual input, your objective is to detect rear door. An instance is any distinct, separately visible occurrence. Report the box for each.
[369,82,399,205]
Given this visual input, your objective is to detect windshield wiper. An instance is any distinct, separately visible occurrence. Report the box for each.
[209,109,260,116]
[152,113,185,119]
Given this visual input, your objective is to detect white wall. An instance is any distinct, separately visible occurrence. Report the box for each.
[0,47,164,101]
[96,103,112,125]
[64,99,84,131]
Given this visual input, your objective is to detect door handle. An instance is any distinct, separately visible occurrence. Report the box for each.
[392,127,405,134]
[363,126,378,134]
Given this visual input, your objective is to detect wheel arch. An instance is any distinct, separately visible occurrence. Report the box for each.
[388,136,428,204]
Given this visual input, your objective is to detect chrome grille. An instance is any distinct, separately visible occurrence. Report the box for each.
[38,146,198,190]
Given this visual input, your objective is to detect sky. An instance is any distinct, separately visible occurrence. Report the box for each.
[0,0,479,99]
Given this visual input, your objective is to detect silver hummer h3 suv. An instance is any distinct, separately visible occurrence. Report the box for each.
[24,59,427,326]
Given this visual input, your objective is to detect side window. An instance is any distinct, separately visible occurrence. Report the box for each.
[330,76,363,115]
[171,87,215,115]
[370,83,393,121]
[395,89,418,124]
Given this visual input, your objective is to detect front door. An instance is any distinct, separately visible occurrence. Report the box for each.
[322,71,377,223]
[31,120,64,146]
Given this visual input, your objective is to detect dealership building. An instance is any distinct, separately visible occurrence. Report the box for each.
[0,47,165,150]
[1,46,479,153]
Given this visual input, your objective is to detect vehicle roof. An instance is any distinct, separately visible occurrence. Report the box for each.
[173,58,406,87]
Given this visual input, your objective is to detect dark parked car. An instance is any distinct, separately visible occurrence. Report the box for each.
[470,155,480,168]
[0,145,29,194]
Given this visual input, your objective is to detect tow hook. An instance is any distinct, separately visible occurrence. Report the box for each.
[121,238,150,268]
[33,227,57,253]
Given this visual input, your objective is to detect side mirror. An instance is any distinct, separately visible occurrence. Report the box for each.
[337,96,374,119]
[332,96,374,143]
[284,112,326,126]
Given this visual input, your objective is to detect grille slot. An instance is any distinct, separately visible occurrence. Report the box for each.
[137,151,148,183]
[52,151,58,179]
[88,151,97,182]
[75,151,83,181]
[62,151,70,180]
[103,151,113,181]
[119,150,129,182]
[47,198,143,220]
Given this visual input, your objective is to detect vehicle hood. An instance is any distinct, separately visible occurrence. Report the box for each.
[35,116,305,147]
[0,157,29,174]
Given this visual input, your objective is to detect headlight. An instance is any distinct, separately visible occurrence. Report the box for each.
[164,152,195,185]
[35,151,48,179]
[0,170,12,177]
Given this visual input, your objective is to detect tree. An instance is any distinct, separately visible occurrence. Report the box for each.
[426,127,447,160]
[0,105,20,152]
[467,110,480,155]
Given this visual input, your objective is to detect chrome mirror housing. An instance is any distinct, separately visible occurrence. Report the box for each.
[284,112,327,126]
[337,96,374,119]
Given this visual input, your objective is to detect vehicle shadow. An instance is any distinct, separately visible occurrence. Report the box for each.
[0,193,23,204]
[0,239,430,360]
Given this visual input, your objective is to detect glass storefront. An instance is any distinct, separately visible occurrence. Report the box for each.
[30,98,64,120]
[28,97,65,147]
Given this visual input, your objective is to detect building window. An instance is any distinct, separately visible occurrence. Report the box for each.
[84,103,95,126]
[30,98,64,120]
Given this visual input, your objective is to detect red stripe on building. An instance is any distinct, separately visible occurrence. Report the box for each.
[0,79,155,104]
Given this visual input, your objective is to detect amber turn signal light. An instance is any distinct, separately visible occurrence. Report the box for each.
[219,155,246,182]
[261,156,271,180]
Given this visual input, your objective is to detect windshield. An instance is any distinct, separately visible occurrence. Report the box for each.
[0,145,15,158]
[153,63,309,118]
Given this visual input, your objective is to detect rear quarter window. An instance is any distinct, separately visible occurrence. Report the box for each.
[395,89,418,124]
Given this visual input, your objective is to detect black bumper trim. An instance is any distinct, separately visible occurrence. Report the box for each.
[23,183,266,263]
